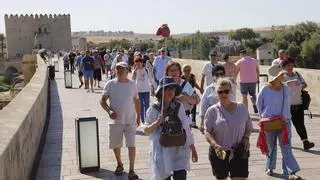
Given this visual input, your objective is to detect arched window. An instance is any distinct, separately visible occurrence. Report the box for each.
[38,27,41,33]
[44,28,47,33]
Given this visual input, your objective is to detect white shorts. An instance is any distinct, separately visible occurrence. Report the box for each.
[109,124,136,149]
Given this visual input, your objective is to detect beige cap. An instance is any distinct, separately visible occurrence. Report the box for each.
[116,61,129,69]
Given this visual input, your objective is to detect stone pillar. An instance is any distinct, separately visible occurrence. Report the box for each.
[21,55,37,84]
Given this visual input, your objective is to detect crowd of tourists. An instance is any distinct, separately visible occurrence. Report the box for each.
[59,46,314,180]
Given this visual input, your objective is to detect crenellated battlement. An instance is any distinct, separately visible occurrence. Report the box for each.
[4,14,70,20]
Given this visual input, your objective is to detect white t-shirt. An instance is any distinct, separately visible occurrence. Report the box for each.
[284,72,305,105]
[271,58,282,66]
[104,54,112,65]
[153,55,171,81]
[133,68,155,92]
[180,79,194,96]
[179,79,196,112]
[201,62,222,86]
[102,79,139,124]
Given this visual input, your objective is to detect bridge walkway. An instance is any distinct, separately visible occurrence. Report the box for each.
[35,58,320,180]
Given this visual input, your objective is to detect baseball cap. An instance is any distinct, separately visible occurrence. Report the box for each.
[116,62,129,69]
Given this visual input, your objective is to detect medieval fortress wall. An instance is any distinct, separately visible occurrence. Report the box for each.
[4,14,72,58]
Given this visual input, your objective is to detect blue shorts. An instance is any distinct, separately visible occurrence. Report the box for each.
[240,82,256,96]
[83,70,94,80]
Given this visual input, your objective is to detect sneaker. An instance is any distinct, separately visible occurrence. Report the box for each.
[86,89,90,93]
[266,169,274,176]
[79,83,83,88]
[114,164,124,176]
[303,140,315,150]
[253,105,258,113]
[128,170,139,180]
[91,89,94,92]
[191,122,198,129]
[288,174,302,180]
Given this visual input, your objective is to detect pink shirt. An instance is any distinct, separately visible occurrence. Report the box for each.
[236,56,258,83]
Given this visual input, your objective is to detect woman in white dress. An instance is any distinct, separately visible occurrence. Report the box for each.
[144,77,198,180]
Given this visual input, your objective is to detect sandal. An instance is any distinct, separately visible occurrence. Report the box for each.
[128,170,139,180]
[266,169,274,176]
[114,164,124,176]
[288,174,302,180]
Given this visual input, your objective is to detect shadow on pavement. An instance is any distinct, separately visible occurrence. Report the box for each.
[292,146,320,155]
[83,168,146,180]
[34,80,64,179]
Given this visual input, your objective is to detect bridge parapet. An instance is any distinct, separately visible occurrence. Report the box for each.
[0,54,48,180]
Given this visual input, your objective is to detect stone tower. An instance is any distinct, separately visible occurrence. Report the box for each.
[4,14,72,58]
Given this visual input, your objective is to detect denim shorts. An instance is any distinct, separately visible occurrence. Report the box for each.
[83,70,94,80]
[240,82,256,96]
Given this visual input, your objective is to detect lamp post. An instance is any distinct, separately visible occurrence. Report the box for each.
[75,117,100,173]
[54,60,59,72]
[64,69,72,88]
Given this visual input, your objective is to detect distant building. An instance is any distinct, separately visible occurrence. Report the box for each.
[4,14,72,58]
[256,43,276,65]
[72,37,87,51]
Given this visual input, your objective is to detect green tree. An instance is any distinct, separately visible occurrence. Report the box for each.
[272,21,320,68]
[229,28,260,45]
[301,33,320,67]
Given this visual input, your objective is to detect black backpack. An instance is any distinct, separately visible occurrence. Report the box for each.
[152,101,186,147]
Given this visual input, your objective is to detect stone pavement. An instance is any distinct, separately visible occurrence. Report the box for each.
[35,59,320,180]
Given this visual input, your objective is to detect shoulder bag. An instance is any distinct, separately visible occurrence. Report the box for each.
[295,72,311,111]
[260,86,285,132]
[152,101,187,147]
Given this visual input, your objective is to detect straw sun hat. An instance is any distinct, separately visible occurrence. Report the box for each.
[268,64,287,82]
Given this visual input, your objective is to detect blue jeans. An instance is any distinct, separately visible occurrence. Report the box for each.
[265,121,300,175]
[138,92,150,123]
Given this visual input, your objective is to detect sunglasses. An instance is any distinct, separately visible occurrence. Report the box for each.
[169,68,179,73]
[210,54,217,57]
[166,86,176,91]
[183,69,191,72]
[217,89,230,95]
[214,72,225,77]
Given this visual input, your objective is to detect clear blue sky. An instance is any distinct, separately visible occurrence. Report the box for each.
[0,0,319,34]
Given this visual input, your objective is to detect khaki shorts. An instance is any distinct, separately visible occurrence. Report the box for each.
[109,124,136,149]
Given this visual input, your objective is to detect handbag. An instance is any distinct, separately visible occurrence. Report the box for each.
[152,101,187,147]
[260,86,285,132]
[295,72,311,110]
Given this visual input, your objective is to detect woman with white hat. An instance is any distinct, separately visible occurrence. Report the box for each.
[256,65,301,180]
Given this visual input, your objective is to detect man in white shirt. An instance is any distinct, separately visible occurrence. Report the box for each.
[272,49,286,66]
[100,62,140,179]
[153,47,172,85]
[200,51,220,92]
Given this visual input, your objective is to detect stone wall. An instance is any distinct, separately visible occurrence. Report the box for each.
[4,14,72,58]
[175,58,320,111]
[0,54,48,180]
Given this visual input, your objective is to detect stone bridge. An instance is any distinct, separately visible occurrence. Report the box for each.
[1,56,320,180]
[0,58,22,74]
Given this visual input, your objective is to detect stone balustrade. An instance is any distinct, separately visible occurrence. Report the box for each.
[0,54,49,180]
